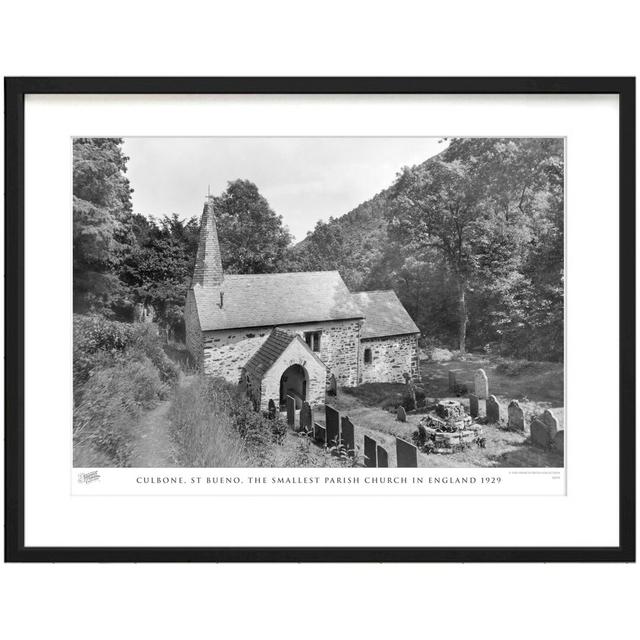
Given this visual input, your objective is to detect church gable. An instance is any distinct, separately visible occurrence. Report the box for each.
[243,329,327,411]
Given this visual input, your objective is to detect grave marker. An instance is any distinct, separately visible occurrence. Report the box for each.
[469,393,479,418]
[364,435,377,467]
[474,368,489,399]
[286,394,296,428]
[341,416,355,455]
[396,437,418,467]
[530,409,559,449]
[325,405,340,446]
[300,401,313,432]
[507,400,524,431]
[376,445,389,467]
[396,406,407,422]
[486,395,500,423]
[328,373,337,396]
[554,429,565,454]
[448,371,457,392]
[313,422,327,445]
[267,398,276,420]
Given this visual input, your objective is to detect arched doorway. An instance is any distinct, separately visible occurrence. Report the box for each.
[280,364,308,409]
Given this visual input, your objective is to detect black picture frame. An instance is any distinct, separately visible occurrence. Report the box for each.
[4,77,636,563]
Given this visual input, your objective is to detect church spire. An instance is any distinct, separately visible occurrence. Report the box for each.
[192,195,224,287]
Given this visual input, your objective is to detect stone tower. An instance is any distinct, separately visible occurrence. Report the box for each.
[192,196,224,287]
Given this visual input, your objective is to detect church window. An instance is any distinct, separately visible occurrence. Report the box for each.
[304,331,321,352]
[364,348,372,364]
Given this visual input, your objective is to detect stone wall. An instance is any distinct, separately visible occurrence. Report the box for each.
[259,340,326,411]
[184,289,204,370]
[202,318,362,387]
[203,328,271,383]
[359,334,420,384]
[283,319,361,387]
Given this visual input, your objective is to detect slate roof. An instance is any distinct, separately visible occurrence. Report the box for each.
[193,270,364,331]
[243,329,326,379]
[351,290,420,339]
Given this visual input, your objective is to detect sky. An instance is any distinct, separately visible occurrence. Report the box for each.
[122,137,448,242]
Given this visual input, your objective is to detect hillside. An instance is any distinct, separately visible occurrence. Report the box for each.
[282,139,564,361]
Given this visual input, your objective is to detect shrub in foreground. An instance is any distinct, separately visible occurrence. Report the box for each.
[73,357,164,466]
[168,377,248,468]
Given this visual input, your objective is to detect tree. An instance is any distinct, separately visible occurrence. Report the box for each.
[213,179,291,273]
[73,138,133,313]
[388,159,481,351]
[387,138,564,355]
[121,214,200,340]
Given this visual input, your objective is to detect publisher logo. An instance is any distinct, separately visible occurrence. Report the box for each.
[78,470,101,484]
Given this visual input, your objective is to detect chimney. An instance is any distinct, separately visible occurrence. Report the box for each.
[192,195,224,288]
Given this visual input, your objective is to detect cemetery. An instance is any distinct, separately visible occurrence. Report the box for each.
[271,352,564,468]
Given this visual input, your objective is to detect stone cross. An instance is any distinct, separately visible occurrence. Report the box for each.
[486,395,500,423]
[396,406,407,422]
[507,400,524,431]
[474,368,489,399]
[468,393,479,418]
[396,437,418,467]
[530,409,559,449]
[364,435,377,467]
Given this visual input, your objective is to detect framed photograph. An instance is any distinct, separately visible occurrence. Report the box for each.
[4,77,635,562]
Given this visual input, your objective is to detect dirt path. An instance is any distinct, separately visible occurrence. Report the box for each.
[129,375,193,467]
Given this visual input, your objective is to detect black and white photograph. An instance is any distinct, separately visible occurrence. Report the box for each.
[73,136,565,471]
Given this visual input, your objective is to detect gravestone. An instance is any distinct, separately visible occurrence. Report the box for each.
[448,371,457,392]
[554,429,565,454]
[396,437,418,467]
[376,445,389,468]
[286,394,296,428]
[486,395,500,423]
[530,409,559,449]
[468,393,479,418]
[507,400,524,431]
[325,405,340,446]
[328,373,337,397]
[300,401,313,432]
[364,435,377,467]
[474,368,489,399]
[313,422,327,445]
[267,398,276,420]
[340,416,355,455]
[396,406,407,422]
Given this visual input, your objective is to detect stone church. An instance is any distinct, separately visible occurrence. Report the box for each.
[185,197,421,411]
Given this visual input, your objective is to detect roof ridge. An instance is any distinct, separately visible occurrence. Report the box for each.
[353,289,398,295]
[226,270,339,278]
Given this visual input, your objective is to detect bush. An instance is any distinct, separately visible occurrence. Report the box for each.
[168,376,248,468]
[73,314,180,466]
[429,347,454,362]
[74,314,179,390]
[73,357,163,466]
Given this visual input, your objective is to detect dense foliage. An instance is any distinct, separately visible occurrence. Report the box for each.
[73,138,134,313]
[284,138,564,361]
[73,315,179,466]
[73,137,563,361]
